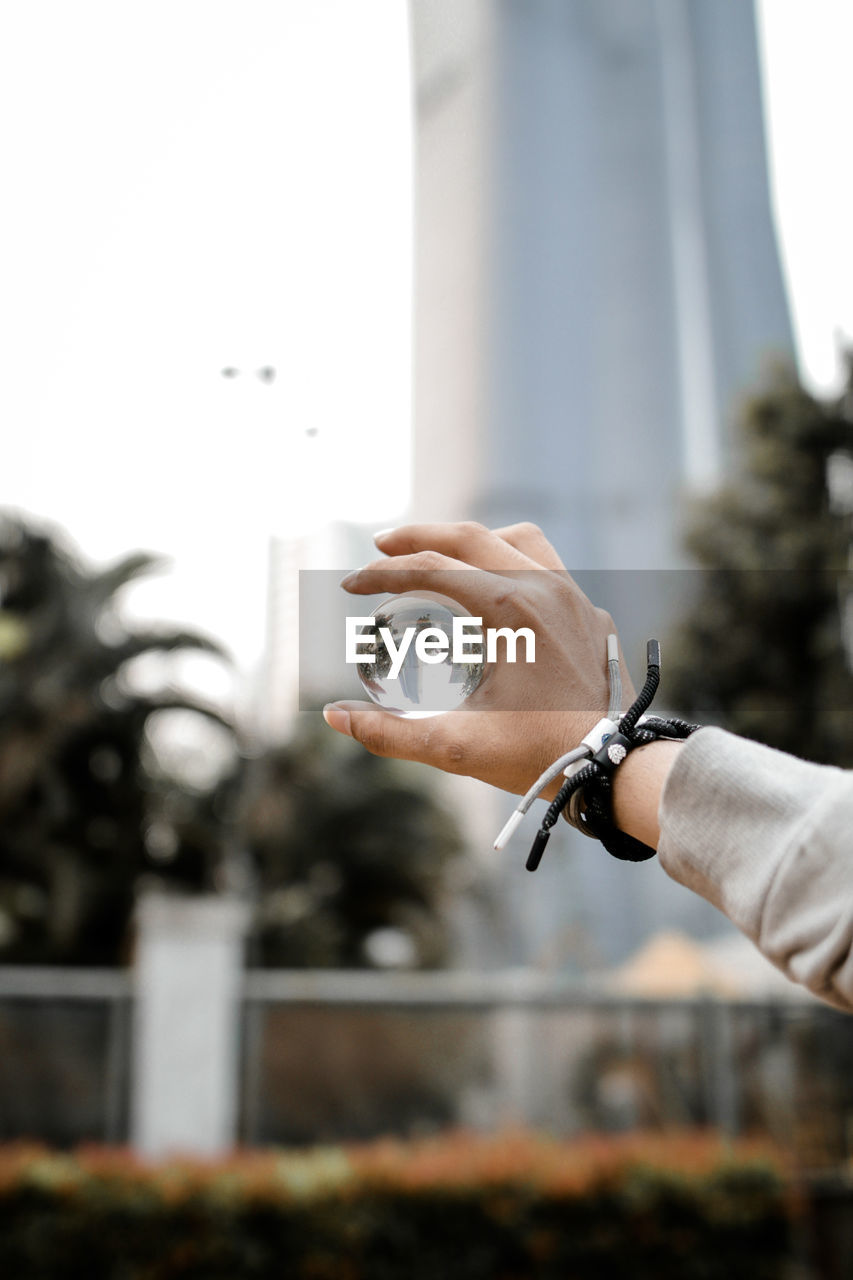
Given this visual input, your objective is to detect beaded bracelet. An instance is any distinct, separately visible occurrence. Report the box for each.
[527,642,700,869]
[492,640,700,871]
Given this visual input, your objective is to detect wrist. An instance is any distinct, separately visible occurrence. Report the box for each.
[611,738,684,849]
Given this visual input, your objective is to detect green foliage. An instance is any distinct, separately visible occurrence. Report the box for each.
[667,363,853,764]
[0,1131,795,1279]
[0,513,466,970]
[233,714,466,969]
[0,515,234,964]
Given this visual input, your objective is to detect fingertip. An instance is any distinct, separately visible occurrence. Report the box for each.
[322,703,352,736]
[373,527,396,544]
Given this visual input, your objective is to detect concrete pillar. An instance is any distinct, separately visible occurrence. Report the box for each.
[131,893,250,1157]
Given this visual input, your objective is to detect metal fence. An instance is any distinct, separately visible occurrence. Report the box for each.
[239,971,853,1170]
[2,964,852,1173]
[0,967,132,1147]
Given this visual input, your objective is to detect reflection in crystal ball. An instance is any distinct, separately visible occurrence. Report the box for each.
[356,592,485,717]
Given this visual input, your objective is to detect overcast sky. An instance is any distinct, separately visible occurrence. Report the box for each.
[0,1,412,717]
[756,0,853,393]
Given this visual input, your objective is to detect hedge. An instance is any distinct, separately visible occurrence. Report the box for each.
[0,1130,794,1279]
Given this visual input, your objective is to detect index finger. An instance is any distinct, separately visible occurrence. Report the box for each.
[373,521,538,571]
[341,550,531,623]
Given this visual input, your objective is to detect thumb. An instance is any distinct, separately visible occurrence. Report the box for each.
[322,700,451,767]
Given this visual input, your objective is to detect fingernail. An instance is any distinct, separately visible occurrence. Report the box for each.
[323,703,352,736]
[339,570,359,588]
[373,527,395,542]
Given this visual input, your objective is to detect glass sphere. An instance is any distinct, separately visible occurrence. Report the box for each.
[356,592,485,717]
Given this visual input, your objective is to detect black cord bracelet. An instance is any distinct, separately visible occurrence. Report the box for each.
[525,641,701,871]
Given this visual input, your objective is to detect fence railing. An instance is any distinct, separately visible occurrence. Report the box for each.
[1,897,850,1173]
[239,969,842,1160]
[0,966,131,1147]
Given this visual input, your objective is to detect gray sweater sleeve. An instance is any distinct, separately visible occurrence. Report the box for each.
[657,726,853,1012]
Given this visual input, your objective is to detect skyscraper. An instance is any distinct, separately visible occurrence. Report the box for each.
[411,0,792,555]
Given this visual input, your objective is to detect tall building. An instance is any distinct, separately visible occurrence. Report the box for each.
[408,0,795,965]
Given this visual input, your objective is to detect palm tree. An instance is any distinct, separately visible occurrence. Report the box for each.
[0,514,234,964]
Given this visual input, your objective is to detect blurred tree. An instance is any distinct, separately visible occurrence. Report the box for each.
[233,713,467,969]
[0,514,234,964]
[666,361,853,765]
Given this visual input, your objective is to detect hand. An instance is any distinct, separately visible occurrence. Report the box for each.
[323,521,636,799]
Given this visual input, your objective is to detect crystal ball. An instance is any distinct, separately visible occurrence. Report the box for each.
[356,592,485,717]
